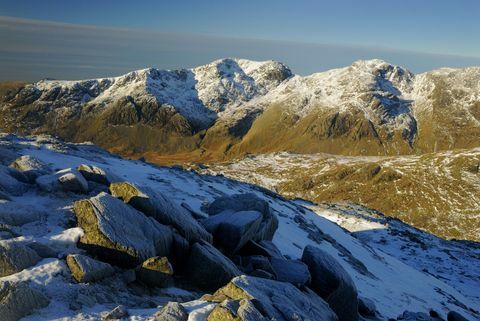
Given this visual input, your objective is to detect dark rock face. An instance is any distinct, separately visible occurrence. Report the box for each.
[302,245,359,321]
[110,182,212,243]
[0,281,50,321]
[185,241,241,292]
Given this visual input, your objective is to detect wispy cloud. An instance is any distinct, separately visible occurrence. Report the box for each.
[1,16,480,81]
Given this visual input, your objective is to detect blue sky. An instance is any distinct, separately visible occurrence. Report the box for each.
[1,0,480,80]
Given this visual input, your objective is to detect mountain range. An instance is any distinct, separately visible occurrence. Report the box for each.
[2,58,480,163]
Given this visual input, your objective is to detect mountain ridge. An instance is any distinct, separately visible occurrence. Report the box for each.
[1,58,480,162]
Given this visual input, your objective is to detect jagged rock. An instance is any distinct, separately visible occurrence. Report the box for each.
[204,193,278,242]
[447,311,469,321]
[10,155,50,182]
[0,202,45,226]
[137,256,173,287]
[66,254,115,283]
[269,257,311,286]
[36,168,89,193]
[185,241,241,292]
[0,240,41,277]
[155,302,188,321]
[110,182,212,243]
[0,281,49,321]
[103,305,129,320]
[358,296,376,317]
[302,245,359,321]
[0,165,29,196]
[77,164,116,186]
[202,210,263,253]
[73,192,174,267]
[207,275,337,321]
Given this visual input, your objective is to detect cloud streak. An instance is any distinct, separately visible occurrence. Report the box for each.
[2,16,480,81]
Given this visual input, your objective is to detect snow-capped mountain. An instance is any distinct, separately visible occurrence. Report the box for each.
[0,133,478,320]
[2,58,480,161]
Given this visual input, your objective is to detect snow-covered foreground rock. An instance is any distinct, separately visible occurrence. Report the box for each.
[0,133,478,320]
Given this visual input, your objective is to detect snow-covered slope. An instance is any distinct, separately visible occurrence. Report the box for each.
[0,133,478,320]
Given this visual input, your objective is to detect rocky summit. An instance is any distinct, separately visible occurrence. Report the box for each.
[0,133,478,320]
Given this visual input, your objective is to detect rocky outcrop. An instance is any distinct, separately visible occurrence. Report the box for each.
[358,296,376,317]
[110,182,212,243]
[0,240,41,277]
[73,192,174,267]
[155,302,188,321]
[137,256,173,287]
[66,254,115,283]
[0,281,49,321]
[185,241,241,292]
[204,193,278,245]
[206,275,338,321]
[36,168,89,193]
[302,245,359,321]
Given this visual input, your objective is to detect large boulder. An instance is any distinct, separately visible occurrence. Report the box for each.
[269,257,311,286]
[110,182,212,243]
[202,210,263,253]
[302,245,359,321]
[73,192,174,267]
[204,193,278,242]
[0,165,29,196]
[185,241,241,292]
[36,168,89,193]
[10,155,50,182]
[155,302,188,321]
[137,256,173,287]
[0,240,41,277]
[0,281,50,321]
[66,254,115,283]
[206,275,338,321]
